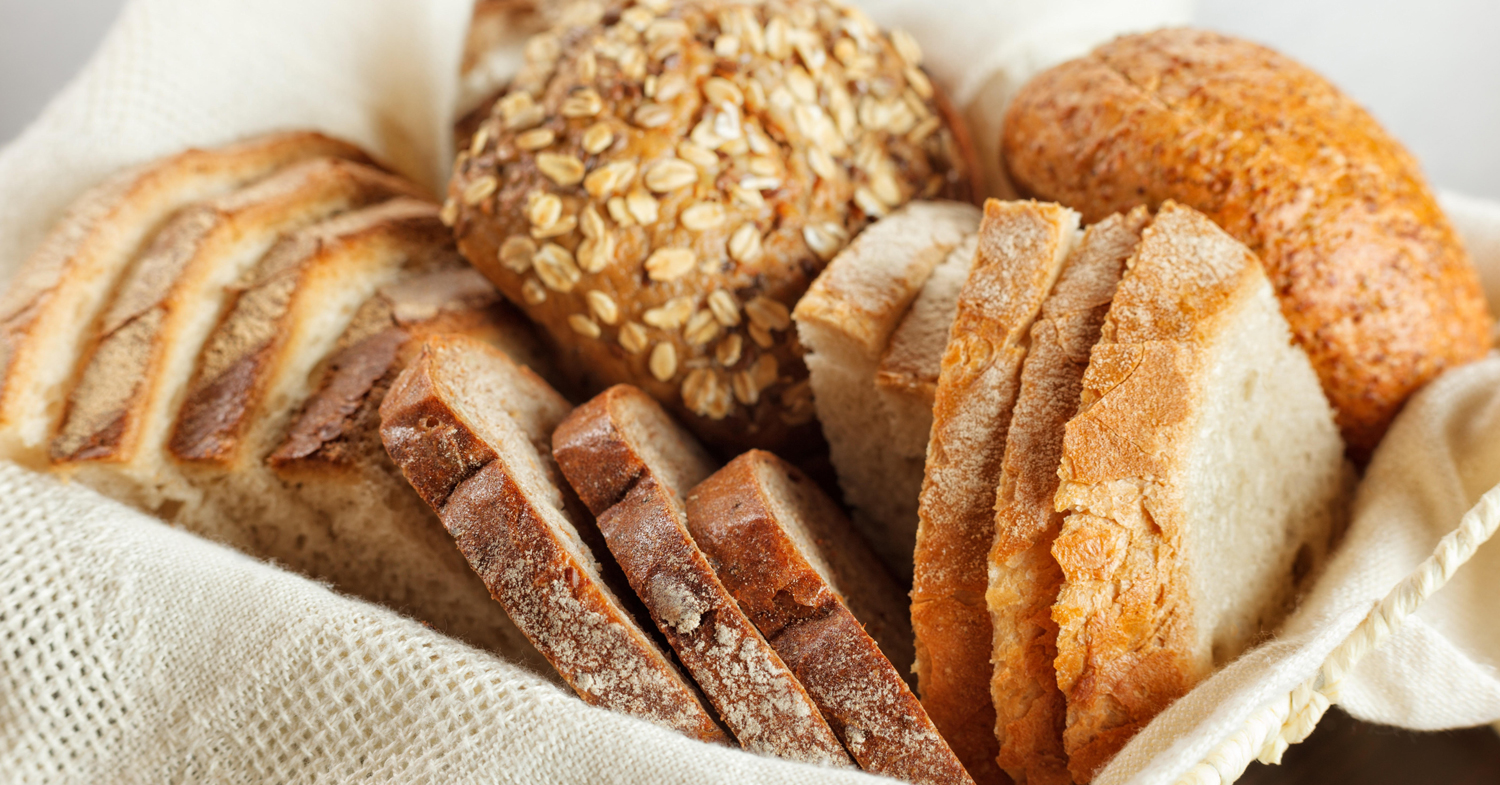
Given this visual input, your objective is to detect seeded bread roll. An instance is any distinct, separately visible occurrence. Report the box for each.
[1002,28,1493,458]
[447,0,976,454]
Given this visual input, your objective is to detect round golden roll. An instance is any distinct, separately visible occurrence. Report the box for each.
[446,0,976,453]
[1001,28,1493,459]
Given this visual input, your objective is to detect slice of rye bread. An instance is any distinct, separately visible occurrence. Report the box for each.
[0,132,371,466]
[266,264,558,665]
[793,201,981,579]
[686,450,973,785]
[551,385,849,765]
[1051,202,1350,782]
[379,334,727,743]
[986,208,1148,785]
[912,200,1080,785]
[49,158,425,529]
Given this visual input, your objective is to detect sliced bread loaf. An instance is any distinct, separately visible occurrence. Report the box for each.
[912,200,1079,785]
[265,263,552,661]
[0,132,370,466]
[794,201,981,578]
[50,158,424,530]
[687,450,972,785]
[380,334,726,743]
[1051,202,1349,781]
[986,208,1147,785]
[552,385,848,765]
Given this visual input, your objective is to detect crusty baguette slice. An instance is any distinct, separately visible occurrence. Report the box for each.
[551,385,849,765]
[379,335,726,743]
[170,197,451,469]
[1051,202,1349,782]
[912,200,1079,785]
[686,450,971,785]
[986,208,1147,785]
[0,131,370,466]
[263,265,555,665]
[50,158,423,525]
[794,201,980,578]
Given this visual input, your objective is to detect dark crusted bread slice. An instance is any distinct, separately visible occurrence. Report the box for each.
[985,209,1147,785]
[686,450,971,785]
[0,131,370,466]
[380,334,726,742]
[1051,202,1349,781]
[794,201,982,579]
[50,158,424,529]
[912,200,1079,785]
[264,264,554,662]
[551,385,848,765]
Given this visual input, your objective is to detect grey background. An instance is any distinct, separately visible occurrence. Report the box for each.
[3,0,1500,198]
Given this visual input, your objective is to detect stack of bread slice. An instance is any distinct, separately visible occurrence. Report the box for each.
[0,132,558,665]
[379,336,974,782]
[801,199,1350,783]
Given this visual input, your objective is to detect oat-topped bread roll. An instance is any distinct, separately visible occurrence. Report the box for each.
[447,0,976,454]
[1002,28,1493,458]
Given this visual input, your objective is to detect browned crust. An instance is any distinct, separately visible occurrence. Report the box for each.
[169,198,451,466]
[912,200,1076,785]
[379,336,726,743]
[449,0,975,456]
[986,209,1146,785]
[50,158,425,465]
[551,386,847,764]
[1001,28,1492,458]
[1050,203,1264,782]
[686,450,972,785]
[0,131,372,461]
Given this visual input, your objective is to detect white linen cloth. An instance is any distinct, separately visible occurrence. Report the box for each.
[3,0,1499,783]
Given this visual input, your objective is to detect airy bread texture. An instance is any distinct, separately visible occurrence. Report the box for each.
[794,201,980,577]
[381,335,726,743]
[1001,28,1492,457]
[986,208,1146,785]
[0,132,369,466]
[448,0,976,455]
[51,158,424,529]
[912,200,1078,785]
[552,385,848,764]
[1051,202,1349,782]
[687,451,971,785]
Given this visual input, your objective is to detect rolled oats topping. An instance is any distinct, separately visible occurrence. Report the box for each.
[450,0,973,447]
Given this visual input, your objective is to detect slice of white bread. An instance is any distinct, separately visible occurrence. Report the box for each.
[986,208,1148,785]
[50,158,424,531]
[794,201,981,579]
[266,263,554,662]
[379,334,727,743]
[551,385,849,765]
[875,231,979,432]
[912,200,1079,785]
[686,450,972,785]
[0,132,370,466]
[1051,202,1349,782]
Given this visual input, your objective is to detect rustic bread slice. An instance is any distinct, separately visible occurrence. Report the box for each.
[686,450,971,785]
[379,335,726,743]
[0,132,370,466]
[794,201,981,578]
[551,385,849,765]
[1051,202,1350,782]
[50,158,423,531]
[912,200,1080,785]
[986,209,1148,785]
[265,264,555,662]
